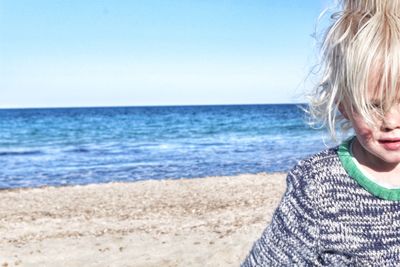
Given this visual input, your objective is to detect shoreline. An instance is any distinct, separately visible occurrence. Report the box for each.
[0,172,286,192]
[0,173,287,267]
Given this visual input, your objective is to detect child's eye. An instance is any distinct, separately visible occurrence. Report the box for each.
[370,101,382,109]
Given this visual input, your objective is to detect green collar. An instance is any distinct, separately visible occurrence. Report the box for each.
[338,137,400,201]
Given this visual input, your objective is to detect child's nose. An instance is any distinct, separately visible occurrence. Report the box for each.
[381,107,400,131]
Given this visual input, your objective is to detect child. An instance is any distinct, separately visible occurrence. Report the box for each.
[242,0,400,266]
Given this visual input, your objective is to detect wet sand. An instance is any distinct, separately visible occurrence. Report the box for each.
[0,173,286,267]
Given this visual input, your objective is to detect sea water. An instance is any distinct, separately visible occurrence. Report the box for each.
[0,104,335,189]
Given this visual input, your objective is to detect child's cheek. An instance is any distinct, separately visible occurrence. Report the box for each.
[354,125,374,143]
[356,127,374,142]
[351,116,375,141]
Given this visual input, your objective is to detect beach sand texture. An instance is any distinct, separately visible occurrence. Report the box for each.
[0,173,286,267]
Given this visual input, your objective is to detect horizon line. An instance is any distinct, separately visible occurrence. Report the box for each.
[0,102,307,110]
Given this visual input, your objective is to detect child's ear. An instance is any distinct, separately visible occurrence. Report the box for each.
[338,103,349,120]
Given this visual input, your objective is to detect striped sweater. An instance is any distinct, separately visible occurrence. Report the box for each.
[242,139,400,266]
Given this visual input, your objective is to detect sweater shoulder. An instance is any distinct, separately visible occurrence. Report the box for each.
[300,146,340,168]
[285,146,342,194]
[290,146,341,177]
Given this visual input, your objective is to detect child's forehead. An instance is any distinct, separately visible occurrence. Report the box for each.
[347,65,400,108]
[365,62,399,95]
[366,71,383,95]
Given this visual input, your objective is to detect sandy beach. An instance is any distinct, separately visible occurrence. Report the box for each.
[0,173,286,267]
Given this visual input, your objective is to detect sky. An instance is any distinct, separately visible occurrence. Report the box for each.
[0,0,331,108]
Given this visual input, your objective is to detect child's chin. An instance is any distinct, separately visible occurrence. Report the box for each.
[379,155,400,165]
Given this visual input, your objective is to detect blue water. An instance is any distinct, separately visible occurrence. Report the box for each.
[0,104,334,189]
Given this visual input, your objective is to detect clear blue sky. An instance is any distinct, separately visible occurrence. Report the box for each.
[0,0,330,108]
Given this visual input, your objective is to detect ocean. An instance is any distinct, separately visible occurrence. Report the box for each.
[0,104,335,189]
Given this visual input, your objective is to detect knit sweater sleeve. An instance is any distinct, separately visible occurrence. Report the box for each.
[241,162,320,266]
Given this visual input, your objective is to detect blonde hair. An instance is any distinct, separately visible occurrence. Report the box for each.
[309,0,400,139]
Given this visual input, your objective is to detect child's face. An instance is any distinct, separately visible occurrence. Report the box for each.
[341,101,400,168]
